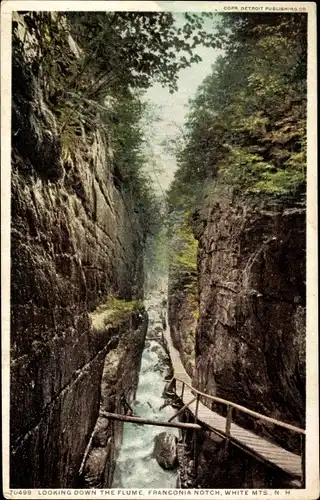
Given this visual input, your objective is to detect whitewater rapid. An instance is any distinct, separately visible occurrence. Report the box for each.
[112,297,179,488]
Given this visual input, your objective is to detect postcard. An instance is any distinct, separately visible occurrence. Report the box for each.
[1,1,318,499]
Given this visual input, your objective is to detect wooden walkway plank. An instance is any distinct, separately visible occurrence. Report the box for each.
[162,324,302,479]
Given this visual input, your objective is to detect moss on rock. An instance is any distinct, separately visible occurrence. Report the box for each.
[89,296,144,331]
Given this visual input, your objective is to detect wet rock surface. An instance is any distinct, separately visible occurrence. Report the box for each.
[81,313,148,488]
[167,198,306,487]
[153,432,178,470]
[176,442,196,488]
[194,199,305,453]
[10,58,147,488]
[168,270,197,378]
[193,430,300,489]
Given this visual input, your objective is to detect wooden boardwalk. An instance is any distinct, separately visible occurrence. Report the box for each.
[162,325,304,482]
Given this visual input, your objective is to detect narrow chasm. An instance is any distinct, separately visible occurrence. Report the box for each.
[111,293,179,488]
[9,10,309,491]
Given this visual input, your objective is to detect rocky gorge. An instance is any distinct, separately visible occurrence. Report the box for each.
[167,194,306,488]
[10,37,148,487]
[8,9,309,493]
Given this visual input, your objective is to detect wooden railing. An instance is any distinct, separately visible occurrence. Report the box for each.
[169,375,305,483]
[172,375,305,435]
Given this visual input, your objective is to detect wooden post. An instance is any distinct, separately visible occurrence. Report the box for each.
[195,394,200,421]
[224,405,233,455]
[183,411,189,443]
[190,422,199,471]
[167,377,175,393]
[191,395,199,476]
[191,428,195,452]
[301,433,305,488]
[168,396,196,422]
[225,405,233,438]
[181,382,185,400]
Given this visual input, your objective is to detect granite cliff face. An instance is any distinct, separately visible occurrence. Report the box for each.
[193,198,305,451]
[168,195,305,486]
[10,58,147,488]
[167,269,197,377]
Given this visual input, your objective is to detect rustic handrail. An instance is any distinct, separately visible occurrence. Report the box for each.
[101,411,201,430]
[168,395,196,422]
[173,375,305,435]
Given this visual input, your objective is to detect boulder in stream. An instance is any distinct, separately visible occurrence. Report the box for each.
[153,432,178,470]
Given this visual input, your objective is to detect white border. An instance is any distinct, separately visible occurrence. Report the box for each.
[1,2,318,499]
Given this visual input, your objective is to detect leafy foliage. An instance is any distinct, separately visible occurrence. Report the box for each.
[174,226,198,272]
[12,11,220,106]
[145,224,170,275]
[169,215,198,273]
[12,12,112,149]
[90,295,144,328]
[12,11,221,244]
[168,13,307,213]
[67,11,220,96]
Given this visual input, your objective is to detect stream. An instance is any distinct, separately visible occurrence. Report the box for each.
[112,295,180,488]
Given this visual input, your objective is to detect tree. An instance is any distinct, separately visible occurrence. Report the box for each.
[12,11,169,241]
[67,11,219,98]
[168,12,307,213]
